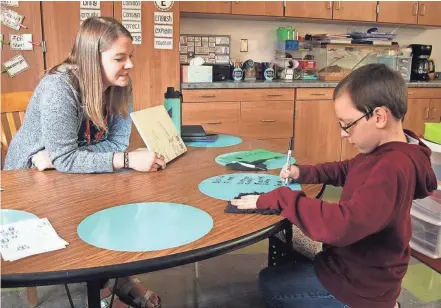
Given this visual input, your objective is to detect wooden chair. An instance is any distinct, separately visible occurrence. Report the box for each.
[1,91,40,307]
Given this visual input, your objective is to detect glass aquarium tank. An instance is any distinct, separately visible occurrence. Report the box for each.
[315,44,399,81]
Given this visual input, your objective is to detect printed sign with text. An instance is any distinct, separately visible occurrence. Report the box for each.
[80,9,100,21]
[122,1,141,10]
[80,1,100,9]
[154,37,173,50]
[0,1,19,7]
[1,8,24,30]
[122,9,141,21]
[154,12,173,25]
[122,21,141,33]
[3,54,30,77]
[154,25,173,38]
[132,33,142,45]
[9,33,33,50]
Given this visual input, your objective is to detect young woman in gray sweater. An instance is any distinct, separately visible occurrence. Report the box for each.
[5,17,162,308]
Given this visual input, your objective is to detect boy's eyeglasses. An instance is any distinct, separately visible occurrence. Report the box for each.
[339,110,374,133]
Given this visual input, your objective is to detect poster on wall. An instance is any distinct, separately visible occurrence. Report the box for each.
[179,34,230,64]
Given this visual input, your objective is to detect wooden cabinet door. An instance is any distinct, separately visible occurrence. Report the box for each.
[403,99,430,137]
[377,1,418,24]
[42,1,114,70]
[231,1,283,16]
[418,1,441,26]
[333,1,377,22]
[294,100,341,165]
[429,99,441,123]
[182,102,240,135]
[240,101,294,139]
[115,2,181,111]
[1,2,45,93]
[180,1,231,14]
[341,139,359,161]
[285,1,333,19]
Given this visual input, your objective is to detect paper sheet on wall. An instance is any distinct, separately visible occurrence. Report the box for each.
[130,105,187,163]
[1,7,24,30]
[9,33,32,50]
[2,54,29,77]
[0,218,68,261]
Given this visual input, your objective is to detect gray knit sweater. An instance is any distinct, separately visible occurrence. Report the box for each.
[4,72,132,173]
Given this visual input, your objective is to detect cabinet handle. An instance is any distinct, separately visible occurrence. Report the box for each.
[419,3,426,16]
[425,108,430,120]
[326,1,332,10]
[335,1,341,10]
[200,94,216,98]
[431,108,437,120]
[261,119,276,123]
[267,94,283,97]
[310,93,326,96]
[206,121,222,125]
[412,3,418,16]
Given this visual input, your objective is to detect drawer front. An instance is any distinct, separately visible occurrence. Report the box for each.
[182,102,240,135]
[296,88,334,100]
[182,89,294,102]
[240,101,294,139]
[408,88,441,99]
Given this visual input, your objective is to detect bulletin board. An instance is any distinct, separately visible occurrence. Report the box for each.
[179,34,230,65]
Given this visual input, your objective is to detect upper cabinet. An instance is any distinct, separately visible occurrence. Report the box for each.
[181,1,441,27]
[332,1,377,22]
[231,1,284,17]
[285,1,333,19]
[377,2,418,24]
[180,1,231,14]
[417,1,441,26]
[378,1,441,26]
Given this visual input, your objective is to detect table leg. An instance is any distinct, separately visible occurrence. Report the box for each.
[87,280,101,308]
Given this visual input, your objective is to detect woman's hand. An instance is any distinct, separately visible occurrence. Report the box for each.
[32,150,55,171]
[128,149,166,172]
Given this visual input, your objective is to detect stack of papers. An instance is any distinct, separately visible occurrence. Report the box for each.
[0,218,68,261]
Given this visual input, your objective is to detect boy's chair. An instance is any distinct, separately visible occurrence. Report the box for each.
[1,91,40,308]
[268,184,343,265]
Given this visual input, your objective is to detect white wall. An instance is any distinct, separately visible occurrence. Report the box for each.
[181,17,441,68]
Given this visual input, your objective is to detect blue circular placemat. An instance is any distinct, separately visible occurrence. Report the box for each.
[199,173,301,201]
[215,151,296,170]
[77,202,213,252]
[0,209,38,225]
[185,134,242,148]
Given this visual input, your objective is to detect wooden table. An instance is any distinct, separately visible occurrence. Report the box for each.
[1,137,320,307]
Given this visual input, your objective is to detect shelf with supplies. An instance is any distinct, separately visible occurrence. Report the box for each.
[274,40,320,81]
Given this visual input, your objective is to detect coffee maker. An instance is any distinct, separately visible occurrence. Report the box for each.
[409,44,432,82]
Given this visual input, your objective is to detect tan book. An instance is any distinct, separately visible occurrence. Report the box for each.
[130,105,187,163]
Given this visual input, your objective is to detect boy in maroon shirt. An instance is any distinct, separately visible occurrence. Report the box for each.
[231,64,437,308]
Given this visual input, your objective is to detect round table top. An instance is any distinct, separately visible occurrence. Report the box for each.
[1,136,321,287]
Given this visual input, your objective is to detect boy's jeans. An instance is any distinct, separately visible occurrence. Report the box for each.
[259,260,349,308]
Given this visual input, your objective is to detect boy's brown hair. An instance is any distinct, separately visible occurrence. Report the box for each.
[333,63,407,121]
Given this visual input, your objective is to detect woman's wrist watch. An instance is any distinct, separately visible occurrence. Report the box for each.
[124,152,129,169]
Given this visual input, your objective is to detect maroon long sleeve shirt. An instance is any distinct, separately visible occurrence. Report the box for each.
[257,131,437,308]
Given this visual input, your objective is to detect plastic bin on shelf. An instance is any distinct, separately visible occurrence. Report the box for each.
[421,138,441,182]
[410,197,441,259]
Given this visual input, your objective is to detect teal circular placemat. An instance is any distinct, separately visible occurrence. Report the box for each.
[77,202,213,252]
[199,173,301,201]
[185,134,242,148]
[0,209,38,225]
[215,151,296,170]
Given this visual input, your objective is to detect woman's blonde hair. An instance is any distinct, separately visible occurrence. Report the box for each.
[49,17,133,129]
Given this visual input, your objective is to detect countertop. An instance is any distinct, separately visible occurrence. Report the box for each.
[181,80,441,89]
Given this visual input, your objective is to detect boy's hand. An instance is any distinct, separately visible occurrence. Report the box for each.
[230,195,260,209]
[280,163,300,183]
